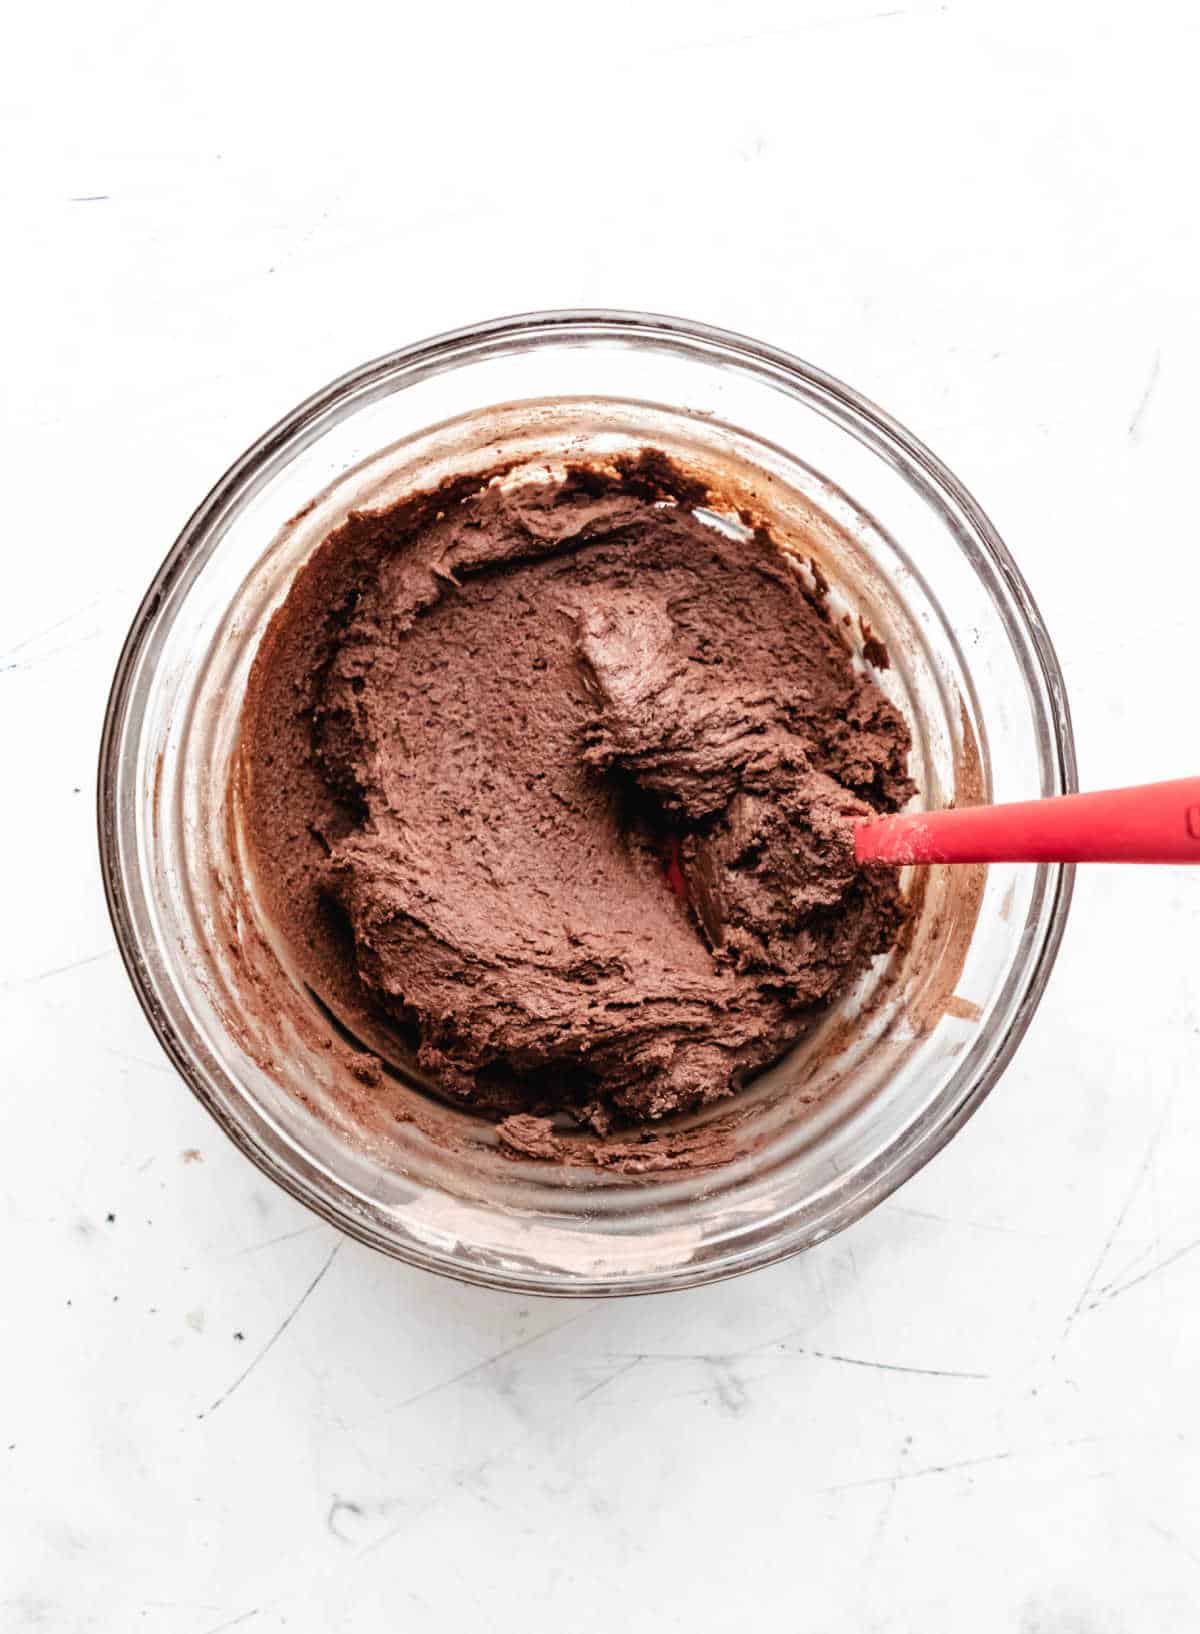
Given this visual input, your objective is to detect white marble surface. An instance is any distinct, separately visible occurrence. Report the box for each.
[5,2,1200,1628]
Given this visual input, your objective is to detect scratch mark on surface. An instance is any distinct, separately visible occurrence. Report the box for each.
[103,1046,175,1076]
[884,1200,1043,1239]
[789,1344,989,1380]
[1128,350,1161,442]
[1,949,115,992]
[229,1224,326,1258]
[198,1612,260,1634]
[574,1356,642,1406]
[602,1330,983,1379]
[865,1435,913,1565]
[1094,1236,1160,1295]
[817,1435,1104,1496]
[385,1306,592,1416]
[1059,1107,1167,1348]
[1146,1516,1200,1572]
[0,596,105,660]
[1087,1235,1200,1312]
[199,1241,342,1418]
[0,632,104,675]
[69,194,111,203]
[819,1447,1015,1495]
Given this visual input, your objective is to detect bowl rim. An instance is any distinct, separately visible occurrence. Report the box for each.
[96,308,1077,1296]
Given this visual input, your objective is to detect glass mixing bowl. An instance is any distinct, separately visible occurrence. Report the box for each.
[98,311,1075,1295]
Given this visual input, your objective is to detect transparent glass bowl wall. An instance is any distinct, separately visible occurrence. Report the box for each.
[98,312,1075,1295]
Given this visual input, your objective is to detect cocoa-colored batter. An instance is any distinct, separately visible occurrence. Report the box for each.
[240,451,912,1138]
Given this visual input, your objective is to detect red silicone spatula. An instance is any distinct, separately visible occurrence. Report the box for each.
[854,777,1200,867]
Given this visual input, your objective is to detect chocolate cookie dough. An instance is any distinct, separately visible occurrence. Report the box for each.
[240,451,912,1136]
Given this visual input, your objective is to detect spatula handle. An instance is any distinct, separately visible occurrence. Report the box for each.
[854,778,1200,866]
